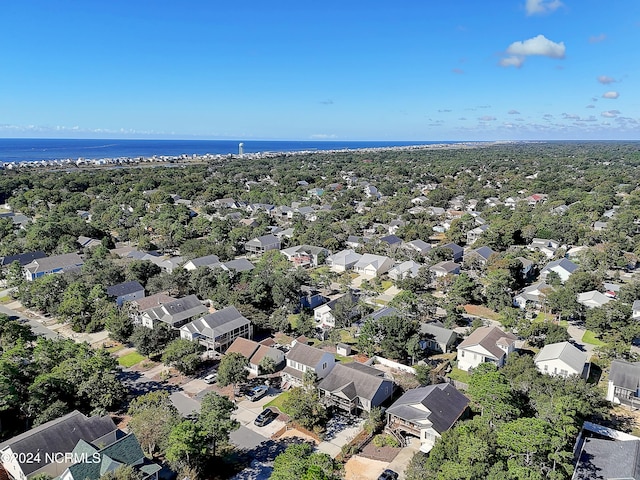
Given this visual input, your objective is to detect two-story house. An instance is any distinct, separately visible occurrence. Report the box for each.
[281,341,336,387]
[180,306,253,352]
[456,326,517,372]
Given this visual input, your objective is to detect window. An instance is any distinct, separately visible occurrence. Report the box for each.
[322,362,327,369]
[544,365,548,371]
[460,350,465,357]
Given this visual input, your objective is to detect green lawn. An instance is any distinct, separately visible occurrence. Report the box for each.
[106,345,125,354]
[334,354,355,363]
[380,280,393,291]
[448,367,472,384]
[288,314,300,329]
[0,295,12,304]
[118,351,146,367]
[265,390,292,415]
[582,330,606,346]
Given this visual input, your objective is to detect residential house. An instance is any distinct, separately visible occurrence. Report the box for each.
[439,243,464,262]
[24,253,84,281]
[388,260,421,281]
[180,306,253,352]
[352,254,394,278]
[465,246,496,266]
[345,236,370,249]
[573,422,640,480]
[222,258,255,272]
[318,362,395,414]
[106,280,145,307]
[606,360,640,406]
[428,206,446,216]
[326,249,362,273]
[213,198,239,209]
[419,322,458,354]
[429,261,460,278]
[300,286,329,310]
[529,238,560,258]
[456,326,517,372]
[364,185,381,199]
[534,341,589,379]
[130,293,176,323]
[386,383,469,452]
[526,193,548,206]
[183,254,221,271]
[405,239,432,256]
[59,432,161,480]
[314,292,358,328]
[280,245,330,268]
[466,224,489,244]
[504,197,518,209]
[225,337,284,376]
[0,411,117,480]
[513,281,552,309]
[577,290,612,309]
[593,221,608,231]
[281,341,336,387]
[307,187,324,197]
[411,196,428,205]
[77,236,102,249]
[517,256,535,279]
[379,234,403,248]
[0,251,46,268]
[244,234,281,254]
[540,258,579,283]
[140,294,207,330]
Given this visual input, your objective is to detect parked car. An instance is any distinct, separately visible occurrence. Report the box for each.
[254,407,278,427]
[377,470,398,480]
[203,373,217,384]
[245,385,269,401]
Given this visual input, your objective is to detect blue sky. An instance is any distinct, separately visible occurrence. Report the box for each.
[1,0,638,140]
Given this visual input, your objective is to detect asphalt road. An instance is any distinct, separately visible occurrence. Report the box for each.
[0,303,59,339]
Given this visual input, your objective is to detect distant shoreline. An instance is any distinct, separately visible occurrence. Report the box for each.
[1,140,504,171]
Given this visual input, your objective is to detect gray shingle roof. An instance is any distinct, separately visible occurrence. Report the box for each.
[181,306,250,339]
[318,363,390,402]
[420,323,458,347]
[386,383,469,434]
[144,294,207,326]
[574,437,640,480]
[610,360,640,392]
[286,342,330,368]
[106,280,144,297]
[0,411,116,476]
[24,252,83,274]
[534,341,587,374]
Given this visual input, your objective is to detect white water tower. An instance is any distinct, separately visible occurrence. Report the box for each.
[238,143,244,155]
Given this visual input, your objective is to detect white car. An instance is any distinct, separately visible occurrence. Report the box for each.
[204,373,217,384]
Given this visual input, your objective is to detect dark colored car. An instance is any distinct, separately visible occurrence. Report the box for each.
[377,469,398,480]
[254,407,278,427]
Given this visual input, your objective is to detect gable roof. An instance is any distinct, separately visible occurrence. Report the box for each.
[327,249,362,266]
[577,290,612,308]
[286,342,331,368]
[187,254,221,268]
[534,341,587,373]
[223,258,255,272]
[610,360,640,391]
[181,306,250,338]
[353,253,393,271]
[133,293,176,311]
[420,322,458,346]
[541,258,579,275]
[387,383,469,433]
[24,252,84,274]
[0,411,116,476]
[458,326,516,360]
[143,294,207,326]
[470,246,496,261]
[106,280,144,297]
[574,430,640,480]
[380,235,402,245]
[318,363,390,402]
[245,234,280,248]
[0,250,46,267]
[226,337,260,360]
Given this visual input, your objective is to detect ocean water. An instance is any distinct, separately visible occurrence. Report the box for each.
[0,138,455,163]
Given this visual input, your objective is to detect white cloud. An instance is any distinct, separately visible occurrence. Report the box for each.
[562,113,580,120]
[601,110,621,118]
[525,0,563,15]
[508,110,521,114]
[602,91,619,99]
[506,35,566,58]
[478,116,496,121]
[597,75,616,84]
[500,55,525,68]
[586,105,595,109]
[310,134,337,139]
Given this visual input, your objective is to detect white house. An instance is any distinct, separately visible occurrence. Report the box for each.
[180,306,253,352]
[352,253,395,278]
[325,249,362,273]
[534,341,589,379]
[513,281,552,309]
[429,261,460,278]
[540,258,579,283]
[607,360,640,406]
[313,292,358,328]
[457,326,517,372]
[388,260,421,281]
[281,341,336,387]
[577,290,612,309]
[183,254,221,271]
[529,238,560,259]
